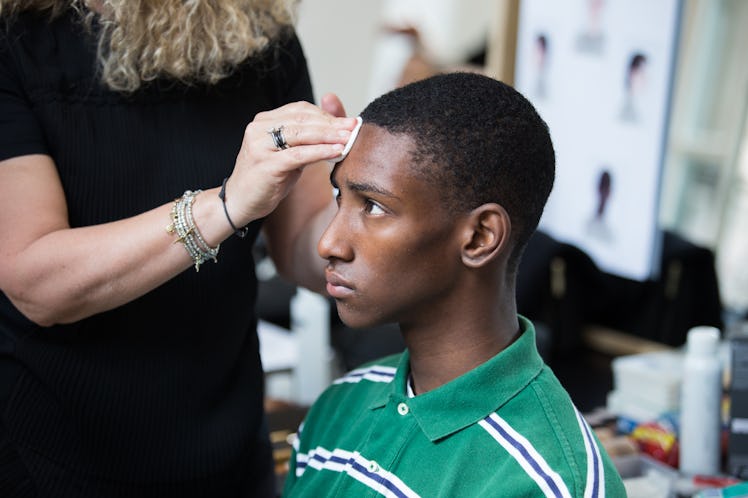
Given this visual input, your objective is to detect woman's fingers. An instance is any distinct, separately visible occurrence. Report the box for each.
[247,101,356,161]
[242,121,347,168]
[274,143,346,167]
[254,102,357,145]
[263,123,352,151]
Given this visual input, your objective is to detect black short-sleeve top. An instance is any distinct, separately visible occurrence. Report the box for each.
[0,10,314,486]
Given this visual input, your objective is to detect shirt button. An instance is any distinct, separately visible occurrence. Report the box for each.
[368,461,380,473]
[397,402,409,415]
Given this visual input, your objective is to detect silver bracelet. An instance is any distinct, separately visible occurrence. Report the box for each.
[182,190,220,258]
[166,190,220,271]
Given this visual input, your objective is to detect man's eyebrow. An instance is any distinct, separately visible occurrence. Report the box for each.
[330,165,399,199]
[347,180,398,199]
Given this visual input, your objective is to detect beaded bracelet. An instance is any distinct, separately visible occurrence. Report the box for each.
[166,190,220,271]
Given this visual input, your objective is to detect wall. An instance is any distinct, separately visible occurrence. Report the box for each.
[295,0,386,116]
[295,0,495,115]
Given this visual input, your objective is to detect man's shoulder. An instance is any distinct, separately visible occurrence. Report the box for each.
[298,354,403,437]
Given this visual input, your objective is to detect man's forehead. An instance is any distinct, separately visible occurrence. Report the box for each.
[332,124,416,173]
[331,127,439,196]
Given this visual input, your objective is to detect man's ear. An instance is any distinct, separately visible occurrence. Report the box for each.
[460,203,511,268]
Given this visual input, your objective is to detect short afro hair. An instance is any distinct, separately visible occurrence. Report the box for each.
[360,72,555,271]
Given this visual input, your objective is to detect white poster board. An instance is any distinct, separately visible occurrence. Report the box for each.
[514,0,682,281]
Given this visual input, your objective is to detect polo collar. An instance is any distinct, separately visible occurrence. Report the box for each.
[369,316,545,442]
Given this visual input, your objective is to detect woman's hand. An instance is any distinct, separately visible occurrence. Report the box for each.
[225,101,358,225]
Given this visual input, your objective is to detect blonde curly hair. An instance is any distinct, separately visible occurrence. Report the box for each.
[0,0,298,92]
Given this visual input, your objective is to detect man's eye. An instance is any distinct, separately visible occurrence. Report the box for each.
[332,187,340,203]
[364,199,385,215]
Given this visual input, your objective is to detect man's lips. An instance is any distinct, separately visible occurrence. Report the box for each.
[325,271,355,299]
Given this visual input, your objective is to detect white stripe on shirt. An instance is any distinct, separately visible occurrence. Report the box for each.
[295,446,421,498]
[479,413,573,498]
[575,408,605,498]
[333,365,397,385]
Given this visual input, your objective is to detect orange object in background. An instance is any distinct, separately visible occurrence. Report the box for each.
[630,416,679,468]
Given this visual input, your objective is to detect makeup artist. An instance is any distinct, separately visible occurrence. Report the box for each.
[0,1,354,496]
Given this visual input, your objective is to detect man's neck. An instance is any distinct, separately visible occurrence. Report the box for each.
[402,300,520,395]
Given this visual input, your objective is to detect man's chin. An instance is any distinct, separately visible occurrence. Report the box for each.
[336,305,388,330]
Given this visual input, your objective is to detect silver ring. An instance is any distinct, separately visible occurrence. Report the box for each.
[268,125,289,150]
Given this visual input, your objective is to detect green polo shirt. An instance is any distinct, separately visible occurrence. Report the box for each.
[283,316,626,497]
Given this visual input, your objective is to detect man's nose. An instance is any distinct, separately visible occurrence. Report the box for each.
[317,210,353,262]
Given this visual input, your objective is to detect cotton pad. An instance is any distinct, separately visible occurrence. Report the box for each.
[332,116,362,163]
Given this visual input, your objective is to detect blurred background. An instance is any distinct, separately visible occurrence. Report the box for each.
[260,0,748,415]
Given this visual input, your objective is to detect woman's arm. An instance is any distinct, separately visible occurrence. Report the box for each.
[0,102,355,326]
[0,154,193,326]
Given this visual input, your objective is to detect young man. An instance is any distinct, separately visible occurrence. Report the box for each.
[283,72,626,497]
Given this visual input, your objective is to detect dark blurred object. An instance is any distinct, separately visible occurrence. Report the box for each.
[254,235,295,330]
[329,322,405,373]
[264,398,308,496]
[516,230,602,363]
[256,276,295,330]
[729,336,748,479]
[590,230,724,347]
[519,229,724,359]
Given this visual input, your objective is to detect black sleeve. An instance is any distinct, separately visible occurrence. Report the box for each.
[0,25,49,162]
